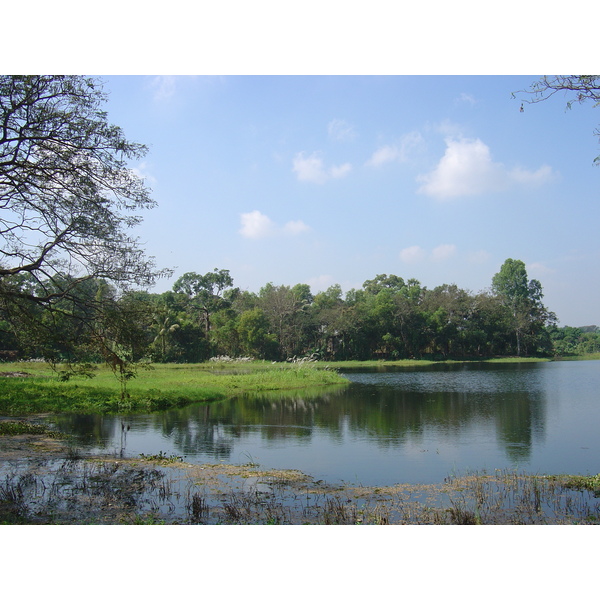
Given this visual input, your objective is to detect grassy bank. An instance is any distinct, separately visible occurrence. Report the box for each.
[326,356,552,370]
[0,361,348,415]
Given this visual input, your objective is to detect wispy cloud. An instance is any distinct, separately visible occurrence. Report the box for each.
[147,75,210,103]
[431,244,457,261]
[510,165,556,185]
[399,245,427,263]
[366,132,424,167]
[149,76,178,102]
[400,244,458,263]
[366,145,401,167]
[293,152,352,184]
[417,137,556,200]
[131,161,157,186]
[456,93,477,106]
[239,211,311,239]
[328,119,356,142]
[283,220,311,235]
[528,262,555,276]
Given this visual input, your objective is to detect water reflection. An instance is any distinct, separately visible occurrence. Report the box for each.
[50,361,600,485]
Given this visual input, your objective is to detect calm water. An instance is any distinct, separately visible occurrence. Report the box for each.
[51,361,600,486]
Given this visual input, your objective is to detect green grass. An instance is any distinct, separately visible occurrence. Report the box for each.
[0,361,348,415]
[326,356,551,370]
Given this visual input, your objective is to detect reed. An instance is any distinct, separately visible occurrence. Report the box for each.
[2,450,599,525]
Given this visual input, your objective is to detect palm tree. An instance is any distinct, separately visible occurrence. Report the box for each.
[152,310,180,360]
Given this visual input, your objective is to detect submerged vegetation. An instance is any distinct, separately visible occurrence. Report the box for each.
[1,434,598,524]
[0,420,63,437]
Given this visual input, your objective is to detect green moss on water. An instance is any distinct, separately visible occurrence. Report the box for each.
[0,420,64,437]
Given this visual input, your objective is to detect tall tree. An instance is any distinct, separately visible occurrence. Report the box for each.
[0,76,168,362]
[172,269,234,338]
[258,283,313,359]
[491,258,554,356]
[0,76,165,305]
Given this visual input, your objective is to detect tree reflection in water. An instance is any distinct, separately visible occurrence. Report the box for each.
[50,362,600,486]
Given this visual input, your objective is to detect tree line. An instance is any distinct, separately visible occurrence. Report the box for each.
[2,259,589,365]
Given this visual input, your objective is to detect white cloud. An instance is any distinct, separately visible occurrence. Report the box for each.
[431,244,457,261]
[293,152,326,183]
[366,132,424,167]
[417,137,504,199]
[239,210,276,239]
[417,137,556,200]
[400,245,427,263]
[240,211,311,239]
[293,152,352,184]
[283,220,311,235]
[328,119,356,142]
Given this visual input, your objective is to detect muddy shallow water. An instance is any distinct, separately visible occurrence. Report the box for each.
[2,429,599,524]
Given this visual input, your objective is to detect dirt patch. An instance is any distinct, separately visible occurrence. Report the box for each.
[0,432,68,461]
[0,372,31,378]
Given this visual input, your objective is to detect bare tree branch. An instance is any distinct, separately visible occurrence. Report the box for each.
[514,75,600,165]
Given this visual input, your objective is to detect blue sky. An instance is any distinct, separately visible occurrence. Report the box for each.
[100,75,599,327]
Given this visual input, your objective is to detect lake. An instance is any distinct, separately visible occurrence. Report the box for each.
[51,360,600,487]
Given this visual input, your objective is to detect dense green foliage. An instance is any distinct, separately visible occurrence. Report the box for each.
[0,259,580,365]
[548,325,600,357]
